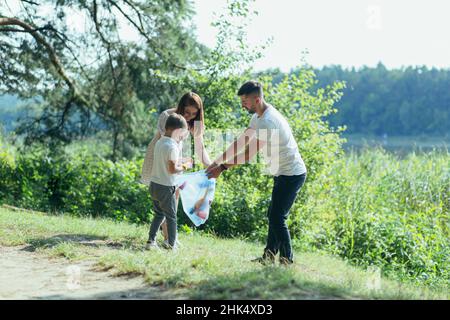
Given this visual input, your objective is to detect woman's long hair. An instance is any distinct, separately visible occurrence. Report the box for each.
[175,92,205,137]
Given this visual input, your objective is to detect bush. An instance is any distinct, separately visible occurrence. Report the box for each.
[1,144,448,287]
[0,139,16,205]
[0,146,152,223]
[300,148,449,287]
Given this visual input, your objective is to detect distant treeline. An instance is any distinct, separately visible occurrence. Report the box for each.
[2,63,450,137]
[0,95,21,133]
[265,63,450,136]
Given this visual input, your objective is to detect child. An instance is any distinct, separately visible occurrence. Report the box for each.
[146,114,191,250]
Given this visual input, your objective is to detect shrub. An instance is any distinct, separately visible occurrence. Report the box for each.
[301,148,449,287]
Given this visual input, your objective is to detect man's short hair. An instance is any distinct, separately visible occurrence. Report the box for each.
[165,113,187,131]
[237,81,264,97]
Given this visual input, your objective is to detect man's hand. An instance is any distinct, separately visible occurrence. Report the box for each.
[206,163,222,179]
[206,162,218,172]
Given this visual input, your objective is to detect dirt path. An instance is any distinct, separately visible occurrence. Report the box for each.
[0,245,177,300]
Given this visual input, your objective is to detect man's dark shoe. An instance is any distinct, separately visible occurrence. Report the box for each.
[279,257,294,266]
[251,256,275,265]
[251,250,276,265]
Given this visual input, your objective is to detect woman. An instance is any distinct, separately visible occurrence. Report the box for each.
[141,92,212,244]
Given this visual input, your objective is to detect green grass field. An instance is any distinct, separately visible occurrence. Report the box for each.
[0,206,447,300]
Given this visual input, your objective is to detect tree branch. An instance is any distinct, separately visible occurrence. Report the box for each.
[122,0,146,32]
[89,0,119,91]
[0,17,89,107]
[107,0,193,71]
[20,0,39,5]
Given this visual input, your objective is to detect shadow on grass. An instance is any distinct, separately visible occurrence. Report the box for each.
[35,267,361,300]
[35,286,182,300]
[20,234,138,252]
[184,267,359,300]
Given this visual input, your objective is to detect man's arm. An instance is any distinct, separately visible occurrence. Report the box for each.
[223,137,265,169]
[208,128,256,169]
[206,137,266,178]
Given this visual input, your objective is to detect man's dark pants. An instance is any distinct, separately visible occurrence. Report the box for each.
[264,173,306,263]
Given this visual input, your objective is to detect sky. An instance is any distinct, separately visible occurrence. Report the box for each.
[192,0,450,71]
[3,0,449,72]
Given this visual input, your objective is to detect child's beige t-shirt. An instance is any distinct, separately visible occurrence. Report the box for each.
[149,136,180,187]
[140,108,182,185]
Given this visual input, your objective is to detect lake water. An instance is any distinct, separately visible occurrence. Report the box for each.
[342,134,449,155]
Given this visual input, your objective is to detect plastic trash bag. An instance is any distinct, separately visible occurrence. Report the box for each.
[175,170,216,227]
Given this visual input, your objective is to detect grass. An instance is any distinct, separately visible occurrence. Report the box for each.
[299,149,449,288]
[0,207,448,300]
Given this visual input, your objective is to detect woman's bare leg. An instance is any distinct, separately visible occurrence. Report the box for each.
[161,188,180,241]
[161,219,168,241]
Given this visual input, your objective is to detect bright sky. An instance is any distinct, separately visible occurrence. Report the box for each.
[4,0,449,71]
[192,0,450,71]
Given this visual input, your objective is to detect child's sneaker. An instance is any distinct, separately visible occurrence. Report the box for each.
[145,240,159,250]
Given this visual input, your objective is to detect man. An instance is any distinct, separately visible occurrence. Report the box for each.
[206,80,307,265]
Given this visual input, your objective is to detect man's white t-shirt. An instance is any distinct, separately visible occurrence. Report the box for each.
[249,105,306,176]
[150,136,180,186]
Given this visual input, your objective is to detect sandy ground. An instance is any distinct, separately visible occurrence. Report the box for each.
[0,245,176,300]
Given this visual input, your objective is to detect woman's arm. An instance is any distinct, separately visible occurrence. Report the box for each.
[148,111,165,147]
[193,134,212,167]
[140,130,163,184]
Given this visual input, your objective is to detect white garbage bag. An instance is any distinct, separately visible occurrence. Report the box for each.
[175,170,216,227]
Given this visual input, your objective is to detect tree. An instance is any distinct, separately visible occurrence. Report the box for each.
[0,0,208,159]
[280,64,450,137]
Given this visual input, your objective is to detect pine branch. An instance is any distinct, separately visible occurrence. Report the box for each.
[20,0,39,5]
[0,17,90,108]
[106,0,192,71]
